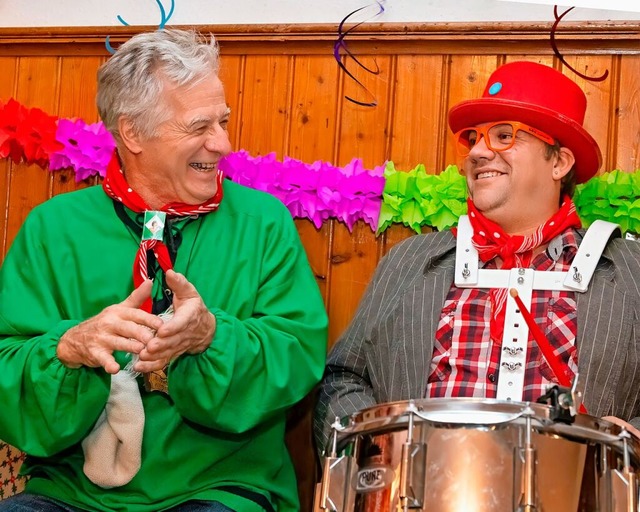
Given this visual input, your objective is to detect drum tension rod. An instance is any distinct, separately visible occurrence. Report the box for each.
[520,406,538,512]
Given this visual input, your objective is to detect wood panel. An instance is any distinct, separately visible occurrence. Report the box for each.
[0,57,17,257]
[218,54,243,150]
[389,55,446,171]
[284,55,340,512]
[287,55,341,304]
[327,54,393,346]
[614,55,640,172]
[52,56,103,196]
[563,55,615,173]
[238,55,292,157]
[5,56,59,254]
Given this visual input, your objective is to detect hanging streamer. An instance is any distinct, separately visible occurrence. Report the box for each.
[105,0,176,54]
[550,6,609,82]
[334,1,386,107]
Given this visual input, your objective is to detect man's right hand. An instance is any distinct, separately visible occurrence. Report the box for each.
[56,280,164,374]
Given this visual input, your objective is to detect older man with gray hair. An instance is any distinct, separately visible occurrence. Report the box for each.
[0,29,327,512]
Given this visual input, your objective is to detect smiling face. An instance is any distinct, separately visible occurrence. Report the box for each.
[119,71,232,208]
[463,122,574,235]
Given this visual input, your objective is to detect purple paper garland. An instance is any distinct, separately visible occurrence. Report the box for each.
[219,150,386,231]
[49,119,116,181]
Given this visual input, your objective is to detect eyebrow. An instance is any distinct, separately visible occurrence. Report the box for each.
[187,108,231,130]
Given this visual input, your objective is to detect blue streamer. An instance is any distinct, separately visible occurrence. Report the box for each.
[105,0,176,54]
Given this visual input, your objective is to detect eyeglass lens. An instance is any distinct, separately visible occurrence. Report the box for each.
[457,123,517,155]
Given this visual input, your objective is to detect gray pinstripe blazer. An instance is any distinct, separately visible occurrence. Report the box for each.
[314,229,640,451]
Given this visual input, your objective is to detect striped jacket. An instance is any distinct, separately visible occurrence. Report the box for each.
[314,229,640,451]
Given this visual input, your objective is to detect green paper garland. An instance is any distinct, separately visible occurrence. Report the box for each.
[379,164,640,237]
[378,163,467,234]
[574,169,640,236]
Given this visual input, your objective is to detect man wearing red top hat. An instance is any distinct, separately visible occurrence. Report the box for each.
[314,61,640,507]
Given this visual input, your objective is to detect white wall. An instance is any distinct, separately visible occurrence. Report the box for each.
[1,0,639,28]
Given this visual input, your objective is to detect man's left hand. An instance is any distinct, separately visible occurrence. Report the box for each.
[133,270,216,373]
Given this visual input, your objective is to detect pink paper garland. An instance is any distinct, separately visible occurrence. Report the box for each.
[219,150,385,231]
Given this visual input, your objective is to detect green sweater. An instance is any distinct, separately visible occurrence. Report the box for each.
[0,180,328,511]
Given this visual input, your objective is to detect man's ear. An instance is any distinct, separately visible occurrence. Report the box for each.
[118,116,143,155]
[552,147,575,181]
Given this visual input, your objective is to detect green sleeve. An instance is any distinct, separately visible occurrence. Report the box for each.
[0,211,111,456]
[167,212,328,433]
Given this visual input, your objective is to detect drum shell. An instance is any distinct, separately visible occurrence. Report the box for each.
[319,399,640,512]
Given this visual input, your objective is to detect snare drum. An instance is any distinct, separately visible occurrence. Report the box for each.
[317,399,640,512]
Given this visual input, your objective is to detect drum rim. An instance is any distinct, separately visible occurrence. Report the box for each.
[332,398,640,461]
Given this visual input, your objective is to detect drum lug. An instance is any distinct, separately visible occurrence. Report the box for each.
[317,417,354,512]
[399,441,426,510]
[318,455,353,512]
[610,430,639,512]
[400,401,426,510]
[610,469,638,512]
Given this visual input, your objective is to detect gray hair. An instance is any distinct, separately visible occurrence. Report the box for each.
[97,28,220,142]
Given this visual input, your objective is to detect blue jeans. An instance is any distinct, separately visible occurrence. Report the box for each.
[0,494,236,512]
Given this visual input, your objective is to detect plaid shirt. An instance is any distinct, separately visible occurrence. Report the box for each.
[426,229,579,401]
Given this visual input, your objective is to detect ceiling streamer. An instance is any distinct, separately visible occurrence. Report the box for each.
[105,0,176,54]
[334,1,386,107]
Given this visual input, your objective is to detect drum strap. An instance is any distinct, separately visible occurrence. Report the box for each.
[454,216,619,401]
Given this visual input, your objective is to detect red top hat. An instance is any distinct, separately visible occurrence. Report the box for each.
[448,61,601,183]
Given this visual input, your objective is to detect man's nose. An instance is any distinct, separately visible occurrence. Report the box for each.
[468,133,493,158]
[204,129,232,156]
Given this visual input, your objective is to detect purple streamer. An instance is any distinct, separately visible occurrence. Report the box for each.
[550,6,608,82]
[334,1,386,107]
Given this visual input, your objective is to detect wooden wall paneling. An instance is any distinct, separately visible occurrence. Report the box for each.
[288,55,341,305]
[614,55,640,172]
[382,55,447,254]
[0,57,17,258]
[237,55,292,157]
[388,55,446,171]
[218,54,244,150]
[504,54,554,66]
[51,56,104,196]
[327,55,393,346]
[5,56,60,254]
[561,55,615,174]
[284,55,341,512]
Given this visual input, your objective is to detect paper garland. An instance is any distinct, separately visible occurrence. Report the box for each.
[220,150,386,231]
[0,97,638,235]
[49,118,116,182]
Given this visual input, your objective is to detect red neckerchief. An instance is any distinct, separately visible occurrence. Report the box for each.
[466,196,582,342]
[102,153,224,312]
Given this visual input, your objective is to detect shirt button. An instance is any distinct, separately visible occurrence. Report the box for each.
[488,374,496,382]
